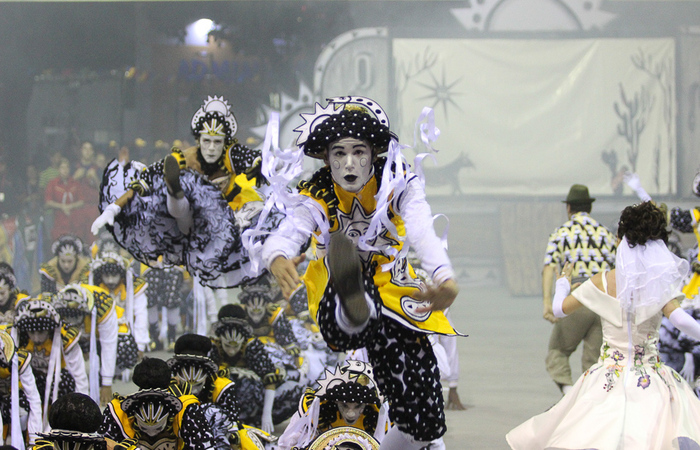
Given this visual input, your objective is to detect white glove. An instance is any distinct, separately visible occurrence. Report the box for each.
[91,203,121,235]
[261,388,275,434]
[623,172,652,202]
[681,352,696,384]
[552,278,571,319]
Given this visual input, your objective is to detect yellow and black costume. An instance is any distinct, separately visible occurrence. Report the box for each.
[97,95,281,290]
[39,235,90,294]
[15,299,89,416]
[0,264,28,326]
[278,360,389,449]
[260,97,459,442]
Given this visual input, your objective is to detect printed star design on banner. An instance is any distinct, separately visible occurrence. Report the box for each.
[416,65,464,119]
[336,198,399,266]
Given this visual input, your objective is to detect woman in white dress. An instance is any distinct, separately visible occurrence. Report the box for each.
[507,201,700,449]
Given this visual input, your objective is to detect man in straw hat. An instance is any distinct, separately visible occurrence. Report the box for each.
[542,184,617,394]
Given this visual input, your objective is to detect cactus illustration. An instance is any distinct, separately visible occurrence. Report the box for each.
[614,83,654,173]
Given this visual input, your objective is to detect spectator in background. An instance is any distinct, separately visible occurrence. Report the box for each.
[72,142,100,244]
[73,141,100,189]
[38,150,63,190]
[20,162,41,212]
[94,152,107,175]
[44,158,85,241]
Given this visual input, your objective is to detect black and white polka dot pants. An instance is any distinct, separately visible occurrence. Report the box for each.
[316,280,446,442]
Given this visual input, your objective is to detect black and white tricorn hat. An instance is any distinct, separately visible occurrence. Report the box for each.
[295,96,396,159]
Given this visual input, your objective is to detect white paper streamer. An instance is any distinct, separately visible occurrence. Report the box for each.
[10,327,24,449]
[242,112,330,269]
[89,305,100,404]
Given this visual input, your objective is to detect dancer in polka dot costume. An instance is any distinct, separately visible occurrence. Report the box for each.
[101,357,248,450]
[262,97,460,449]
[92,95,281,289]
[278,360,387,449]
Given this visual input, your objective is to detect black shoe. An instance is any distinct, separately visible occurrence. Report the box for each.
[328,233,369,326]
[164,155,184,199]
[149,324,163,351]
[167,324,178,349]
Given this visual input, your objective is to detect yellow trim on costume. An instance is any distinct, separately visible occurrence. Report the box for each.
[227,173,263,211]
[268,306,283,325]
[238,424,273,450]
[79,284,115,329]
[102,278,146,302]
[211,376,234,403]
[254,336,275,346]
[115,304,130,334]
[172,394,199,437]
[40,256,91,286]
[62,324,81,353]
[109,398,136,439]
[0,349,29,380]
[171,148,186,169]
[683,209,700,299]
[299,177,457,336]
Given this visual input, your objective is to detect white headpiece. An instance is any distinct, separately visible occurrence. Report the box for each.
[190,95,238,145]
[616,236,689,323]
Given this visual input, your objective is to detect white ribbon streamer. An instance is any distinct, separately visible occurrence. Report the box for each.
[10,327,24,449]
[89,304,99,404]
[242,112,330,269]
[42,327,62,431]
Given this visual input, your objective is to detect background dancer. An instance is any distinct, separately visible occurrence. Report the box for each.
[92,95,277,289]
[542,184,617,394]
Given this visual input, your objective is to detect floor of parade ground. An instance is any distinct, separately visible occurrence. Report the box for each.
[111,282,574,449]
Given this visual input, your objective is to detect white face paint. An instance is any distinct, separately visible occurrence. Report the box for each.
[325,137,373,193]
[221,339,243,358]
[0,280,10,307]
[102,273,122,291]
[135,404,170,437]
[175,366,208,396]
[199,134,226,164]
[58,253,77,274]
[337,401,364,425]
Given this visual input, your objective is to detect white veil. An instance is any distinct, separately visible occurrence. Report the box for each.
[615,236,689,323]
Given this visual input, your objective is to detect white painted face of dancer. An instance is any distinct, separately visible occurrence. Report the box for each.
[199,134,226,164]
[337,401,364,425]
[325,137,373,193]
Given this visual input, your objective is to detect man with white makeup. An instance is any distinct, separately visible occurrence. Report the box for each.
[262,97,460,450]
[92,95,277,289]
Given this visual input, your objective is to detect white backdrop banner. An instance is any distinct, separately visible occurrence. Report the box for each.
[393,38,676,197]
